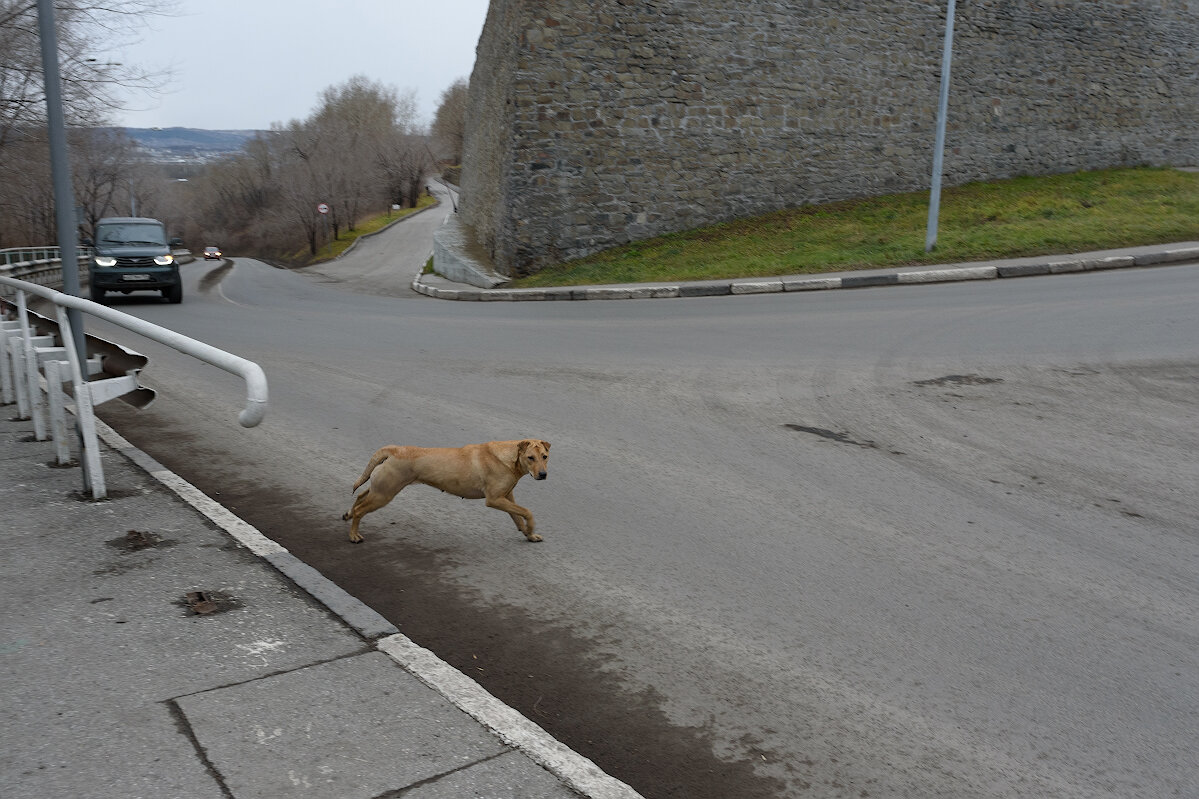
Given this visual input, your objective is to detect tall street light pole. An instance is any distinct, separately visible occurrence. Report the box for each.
[36,0,87,362]
[925,0,957,252]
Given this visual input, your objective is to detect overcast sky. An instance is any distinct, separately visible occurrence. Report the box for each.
[114,0,491,131]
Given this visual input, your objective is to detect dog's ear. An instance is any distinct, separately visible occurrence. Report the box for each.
[541,440,550,452]
[517,439,531,456]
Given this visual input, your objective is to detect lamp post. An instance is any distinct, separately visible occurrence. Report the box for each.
[925,0,957,252]
[38,0,97,493]
[36,0,87,363]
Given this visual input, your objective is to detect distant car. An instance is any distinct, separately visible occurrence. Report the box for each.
[203,246,222,260]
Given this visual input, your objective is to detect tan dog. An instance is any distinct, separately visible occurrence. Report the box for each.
[342,439,551,543]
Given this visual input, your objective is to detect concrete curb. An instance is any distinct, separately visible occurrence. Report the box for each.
[412,243,1199,301]
[91,416,643,799]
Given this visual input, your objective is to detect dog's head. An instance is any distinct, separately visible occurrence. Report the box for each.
[517,439,550,480]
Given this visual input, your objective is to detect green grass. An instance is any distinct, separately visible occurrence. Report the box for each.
[506,167,1199,288]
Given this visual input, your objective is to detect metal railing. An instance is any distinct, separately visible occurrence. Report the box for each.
[1,274,268,499]
[0,246,91,289]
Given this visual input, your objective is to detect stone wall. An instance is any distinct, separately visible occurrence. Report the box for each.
[458,0,1199,278]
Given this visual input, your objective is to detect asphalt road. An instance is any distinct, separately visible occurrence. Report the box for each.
[91,224,1199,799]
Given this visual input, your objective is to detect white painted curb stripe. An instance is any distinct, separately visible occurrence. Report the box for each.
[897,265,997,283]
[377,634,644,799]
[731,280,784,294]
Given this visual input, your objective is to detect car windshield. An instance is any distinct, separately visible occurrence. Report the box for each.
[97,223,166,246]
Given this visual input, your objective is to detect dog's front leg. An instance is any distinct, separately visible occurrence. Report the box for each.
[485,492,541,542]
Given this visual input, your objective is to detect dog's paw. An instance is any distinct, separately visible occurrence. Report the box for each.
[526,533,543,543]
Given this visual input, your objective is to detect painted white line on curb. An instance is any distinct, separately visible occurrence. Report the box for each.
[731,280,784,294]
[897,266,997,283]
[377,634,644,799]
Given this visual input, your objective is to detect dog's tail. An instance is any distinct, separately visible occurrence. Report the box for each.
[351,448,391,492]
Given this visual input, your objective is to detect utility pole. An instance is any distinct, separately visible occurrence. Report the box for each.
[38,0,100,495]
[36,0,87,362]
[925,0,957,252]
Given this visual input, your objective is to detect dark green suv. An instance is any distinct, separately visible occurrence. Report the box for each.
[88,216,183,303]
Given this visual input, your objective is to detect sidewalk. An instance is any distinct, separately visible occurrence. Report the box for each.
[412,240,1199,301]
[1,412,640,799]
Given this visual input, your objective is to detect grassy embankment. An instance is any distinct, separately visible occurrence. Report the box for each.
[506,166,1199,288]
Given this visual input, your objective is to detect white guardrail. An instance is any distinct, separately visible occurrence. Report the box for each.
[0,245,91,288]
[1,273,268,499]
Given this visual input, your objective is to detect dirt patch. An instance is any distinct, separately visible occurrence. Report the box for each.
[912,374,1004,387]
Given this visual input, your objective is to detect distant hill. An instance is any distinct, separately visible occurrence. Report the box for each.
[114,127,264,161]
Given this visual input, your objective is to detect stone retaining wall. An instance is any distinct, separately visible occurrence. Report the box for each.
[458,0,1199,278]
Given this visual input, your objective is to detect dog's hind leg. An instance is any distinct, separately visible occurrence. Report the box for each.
[343,485,404,543]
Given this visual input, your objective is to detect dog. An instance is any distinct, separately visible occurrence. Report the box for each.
[342,439,551,544]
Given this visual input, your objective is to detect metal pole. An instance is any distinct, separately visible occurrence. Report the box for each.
[36,0,87,363]
[38,0,94,492]
[925,0,957,252]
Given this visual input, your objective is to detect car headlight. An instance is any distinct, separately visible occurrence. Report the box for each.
[93,256,116,267]
[154,254,175,265]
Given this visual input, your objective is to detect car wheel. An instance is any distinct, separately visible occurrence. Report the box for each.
[89,283,106,303]
[163,284,183,304]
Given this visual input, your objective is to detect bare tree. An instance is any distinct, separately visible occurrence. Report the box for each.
[308,75,420,235]
[430,77,468,169]
[0,131,54,245]
[0,0,176,246]
[71,127,139,236]
[1,0,175,145]
[377,130,432,209]
[274,120,329,255]
[167,75,430,262]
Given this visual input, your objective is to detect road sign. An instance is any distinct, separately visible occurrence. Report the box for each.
[317,203,329,215]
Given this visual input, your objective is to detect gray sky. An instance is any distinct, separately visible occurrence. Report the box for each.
[115,0,490,131]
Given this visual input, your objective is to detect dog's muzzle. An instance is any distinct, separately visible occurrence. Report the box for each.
[535,472,547,480]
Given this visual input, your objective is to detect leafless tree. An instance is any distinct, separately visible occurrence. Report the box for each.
[377,130,433,209]
[430,77,468,169]
[1,0,175,146]
[71,127,139,235]
[0,0,176,245]
[173,75,430,262]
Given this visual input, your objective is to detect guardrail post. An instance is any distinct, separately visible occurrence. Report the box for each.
[53,305,105,498]
[14,291,50,439]
[8,326,32,421]
[1,320,20,405]
[43,358,72,465]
